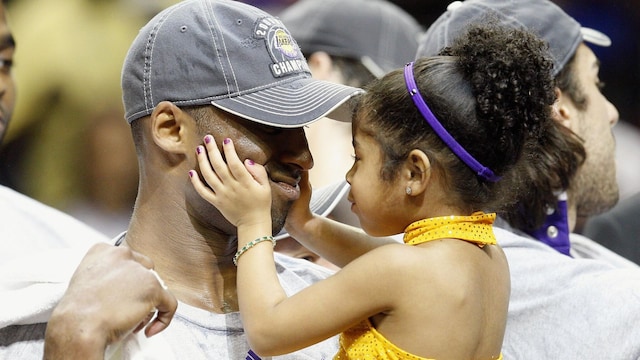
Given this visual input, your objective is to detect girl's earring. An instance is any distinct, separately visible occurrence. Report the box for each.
[405,186,412,195]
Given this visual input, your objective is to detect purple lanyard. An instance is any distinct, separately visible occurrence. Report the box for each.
[404,62,501,182]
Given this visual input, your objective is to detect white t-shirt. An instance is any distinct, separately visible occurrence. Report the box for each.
[0,184,108,265]
[497,227,640,358]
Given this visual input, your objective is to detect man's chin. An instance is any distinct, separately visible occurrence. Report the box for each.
[270,202,290,236]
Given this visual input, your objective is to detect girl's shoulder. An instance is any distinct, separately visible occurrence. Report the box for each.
[350,241,452,276]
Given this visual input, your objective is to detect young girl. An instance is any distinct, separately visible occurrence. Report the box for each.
[189,22,555,359]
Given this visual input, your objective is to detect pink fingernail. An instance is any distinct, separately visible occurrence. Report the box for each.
[223,138,231,145]
[247,159,255,165]
[204,135,212,144]
[196,146,203,154]
[188,170,194,178]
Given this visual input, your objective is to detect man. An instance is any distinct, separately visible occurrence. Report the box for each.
[0,3,108,265]
[0,0,362,358]
[418,0,640,357]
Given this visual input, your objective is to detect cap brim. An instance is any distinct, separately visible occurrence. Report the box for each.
[581,27,611,47]
[274,180,350,240]
[210,77,363,128]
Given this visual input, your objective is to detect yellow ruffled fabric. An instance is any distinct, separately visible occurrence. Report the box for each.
[334,319,433,360]
[334,319,503,360]
[403,211,497,248]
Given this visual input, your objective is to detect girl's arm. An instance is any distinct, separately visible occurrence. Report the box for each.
[188,136,401,356]
[284,174,397,268]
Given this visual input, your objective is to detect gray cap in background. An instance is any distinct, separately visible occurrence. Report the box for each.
[121,0,363,126]
[417,0,611,76]
[279,0,423,78]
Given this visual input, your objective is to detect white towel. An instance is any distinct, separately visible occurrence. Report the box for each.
[0,244,93,328]
[1,243,175,359]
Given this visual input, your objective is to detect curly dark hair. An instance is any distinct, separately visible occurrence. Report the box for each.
[499,55,586,231]
[353,21,559,214]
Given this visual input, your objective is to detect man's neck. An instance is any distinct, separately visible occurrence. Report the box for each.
[123,210,240,313]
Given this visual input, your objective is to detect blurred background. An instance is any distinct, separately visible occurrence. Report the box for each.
[0,0,638,238]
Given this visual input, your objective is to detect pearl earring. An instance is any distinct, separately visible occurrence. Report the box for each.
[405,186,412,195]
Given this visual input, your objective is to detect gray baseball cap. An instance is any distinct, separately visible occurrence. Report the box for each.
[279,0,423,79]
[417,0,611,76]
[122,0,363,126]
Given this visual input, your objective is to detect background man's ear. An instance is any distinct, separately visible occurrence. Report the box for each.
[307,51,344,84]
[554,87,574,130]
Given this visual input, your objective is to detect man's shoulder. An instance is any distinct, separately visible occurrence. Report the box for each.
[570,232,639,268]
[494,220,639,268]
[494,226,640,358]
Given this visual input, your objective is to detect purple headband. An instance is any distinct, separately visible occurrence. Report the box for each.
[403,62,501,182]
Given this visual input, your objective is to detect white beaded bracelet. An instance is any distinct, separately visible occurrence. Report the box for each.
[233,235,276,266]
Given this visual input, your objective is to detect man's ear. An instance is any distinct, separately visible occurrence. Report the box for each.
[403,149,432,196]
[553,87,574,130]
[150,101,191,155]
[307,51,343,83]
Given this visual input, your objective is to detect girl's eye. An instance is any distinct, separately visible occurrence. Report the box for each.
[0,59,13,72]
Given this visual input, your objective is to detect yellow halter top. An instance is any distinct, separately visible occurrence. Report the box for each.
[403,211,497,247]
[334,211,501,360]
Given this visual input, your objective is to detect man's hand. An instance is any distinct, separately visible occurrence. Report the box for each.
[44,243,177,359]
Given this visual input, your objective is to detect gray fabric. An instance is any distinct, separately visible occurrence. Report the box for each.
[416,0,611,76]
[0,254,337,359]
[582,193,640,264]
[496,227,640,358]
[279,0,423,78]
[122,0,362,125]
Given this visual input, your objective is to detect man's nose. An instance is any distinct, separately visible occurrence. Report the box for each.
[278,128,313,171]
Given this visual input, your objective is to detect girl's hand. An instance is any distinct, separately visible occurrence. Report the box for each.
[189,135,271,232]
[283,171,315,238]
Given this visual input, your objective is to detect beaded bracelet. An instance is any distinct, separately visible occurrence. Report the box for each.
[233,235,276,266]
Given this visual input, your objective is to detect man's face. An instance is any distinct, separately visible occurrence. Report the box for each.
[0,5,16,145]
[192,110,313,235]
[566,44,619,217]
